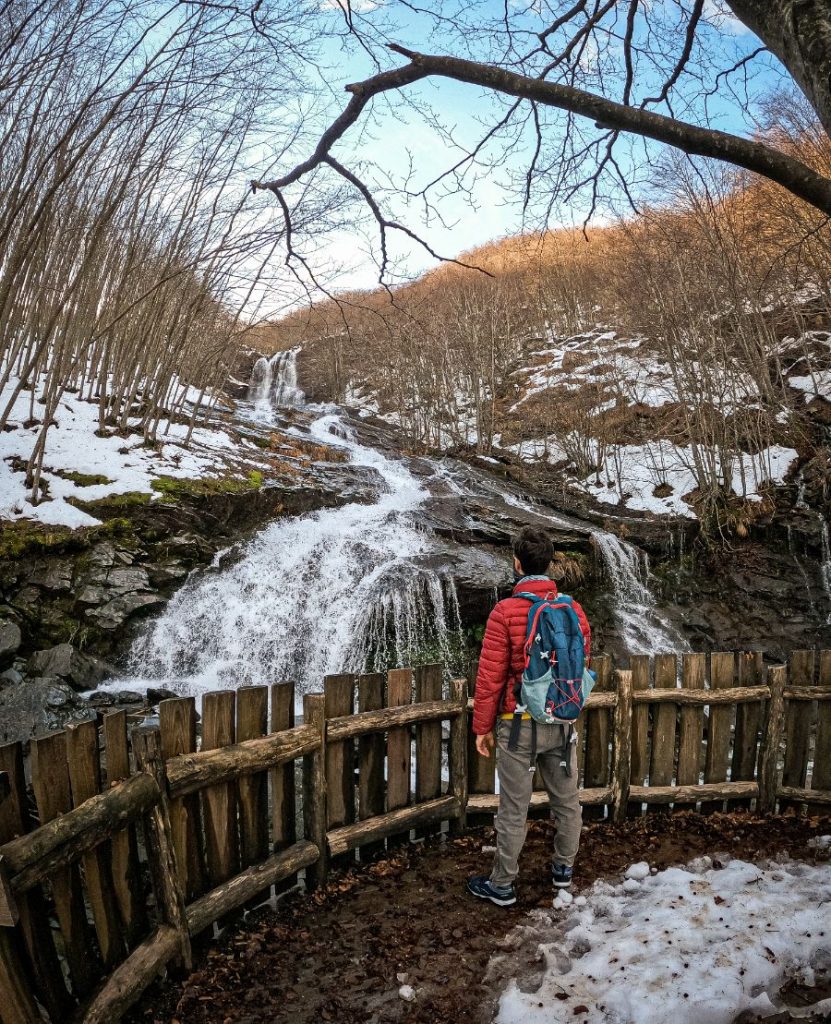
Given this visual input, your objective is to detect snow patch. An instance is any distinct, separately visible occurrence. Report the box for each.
[1,374,254,528]
[496,857,831,1024]
[580,441,798,518]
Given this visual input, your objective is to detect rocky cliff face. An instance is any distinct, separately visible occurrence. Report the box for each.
[2,380,829,745]
[0,416,385,742]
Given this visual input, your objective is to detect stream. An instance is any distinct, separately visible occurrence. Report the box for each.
[111,351,689,700]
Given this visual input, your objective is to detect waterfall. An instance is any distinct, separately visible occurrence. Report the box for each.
[248,349,304,411]
[590,531,689,655]
[472,485,687,656]
[248,356,272,405]
[821,521,831,623]
[795,468,831,622]
[117,413,463,698]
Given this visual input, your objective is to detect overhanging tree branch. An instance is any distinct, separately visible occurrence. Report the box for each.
[254,43,831,219]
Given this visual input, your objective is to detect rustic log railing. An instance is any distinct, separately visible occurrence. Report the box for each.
[0,650,829,1023]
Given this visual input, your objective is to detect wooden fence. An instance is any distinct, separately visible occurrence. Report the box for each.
[0,652,829,1023]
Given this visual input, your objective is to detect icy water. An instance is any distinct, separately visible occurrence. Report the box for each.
[110,352,686,700]
[120,410,462,697]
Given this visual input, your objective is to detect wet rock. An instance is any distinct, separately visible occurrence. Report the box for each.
[0,676,92,744]
[146,560,189,587]
[89,542,133,568]
[9,585,39,618]
[75,584,107,605]
[0,619,22,667]
[167,533,214,561]
[0,666,23,687]
[146,686,178,704]
[85,592,164,630]
[28,558,73,592]
[104,566,152,595]
[115,690,144,705]
[85,689,116,706]
[27,643,113,689]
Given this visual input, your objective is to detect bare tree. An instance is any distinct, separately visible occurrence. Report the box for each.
[251,0,831,278]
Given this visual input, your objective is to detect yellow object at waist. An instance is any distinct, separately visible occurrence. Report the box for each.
[500,712,531,720]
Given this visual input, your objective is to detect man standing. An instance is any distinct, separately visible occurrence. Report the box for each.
[467,526,591,906]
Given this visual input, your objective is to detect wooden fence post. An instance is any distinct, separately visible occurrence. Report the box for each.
[730,652,764,810]
[159,697,205,903]
[583,654,613,820]
[0,929,39,1024]
[66,719,125,966]
[449,679,468,835]
[0,741,71,1022]
[0,770,38,1024]
[237,686,270,870]
[758,665,786,815]
[324,674,355,865]
[386,668,412,846]
[628,656,650,816]
[611,670,633,823]
[271,681,297,890]
[201,691,239,888]
[648,654,678,814]
[676,653,706,810]
[702,652,736,814]
[103,711,148,946]
[811,651,831,814]
[132,727,192,970]
[302,693,328,890]
[30,729,99,997]
[465,659,495,828]
[357,673,385,860]
[415,664,443,837]
[781,650,816,814]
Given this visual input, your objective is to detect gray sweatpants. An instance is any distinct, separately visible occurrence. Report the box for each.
[490,718,582,888]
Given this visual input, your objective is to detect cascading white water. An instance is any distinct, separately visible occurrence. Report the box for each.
[795,468,831,622]
[820,521,831,624]
[457,476,687,656]
[270,349,304,407]
[120,412,462,697]
[248,356,273,405]
[247,349,304,413]
[590,531,689,655]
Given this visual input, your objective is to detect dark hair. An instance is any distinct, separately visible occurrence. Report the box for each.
[513,526,554,576]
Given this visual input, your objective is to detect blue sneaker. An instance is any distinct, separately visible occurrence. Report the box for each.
[466,875,517,907]
[552,864,573,888]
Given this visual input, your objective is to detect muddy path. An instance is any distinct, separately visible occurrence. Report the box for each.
[128,812,831,1024]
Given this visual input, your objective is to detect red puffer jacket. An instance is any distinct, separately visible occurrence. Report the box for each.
[472,577,591,736]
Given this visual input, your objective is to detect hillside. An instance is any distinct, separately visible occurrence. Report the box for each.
[256,160,831,544]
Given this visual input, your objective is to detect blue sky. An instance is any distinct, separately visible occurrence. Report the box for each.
[249,0,787,309]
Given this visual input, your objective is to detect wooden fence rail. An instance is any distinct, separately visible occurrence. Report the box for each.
[0,651,829,1023]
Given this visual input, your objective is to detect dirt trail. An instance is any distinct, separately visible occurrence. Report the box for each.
[128,812,831,1024]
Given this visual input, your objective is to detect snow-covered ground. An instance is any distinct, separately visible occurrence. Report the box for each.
[0,375,263,528]
[497,852,831,1024]
[582,441,799,518]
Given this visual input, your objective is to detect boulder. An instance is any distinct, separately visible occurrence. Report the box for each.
[75,584,108,605]
[0,619,21,668]
[85,690,116,706]
[0,677,92,744]
[115,690,145,705]
[27,643,113,689]
[85,592,164,630]
[88,542,134,569]
[28,559,73,592]
[146,560,189,587]
[104,567,152,595]
[146,686,178,704]
[0,666,23,687]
